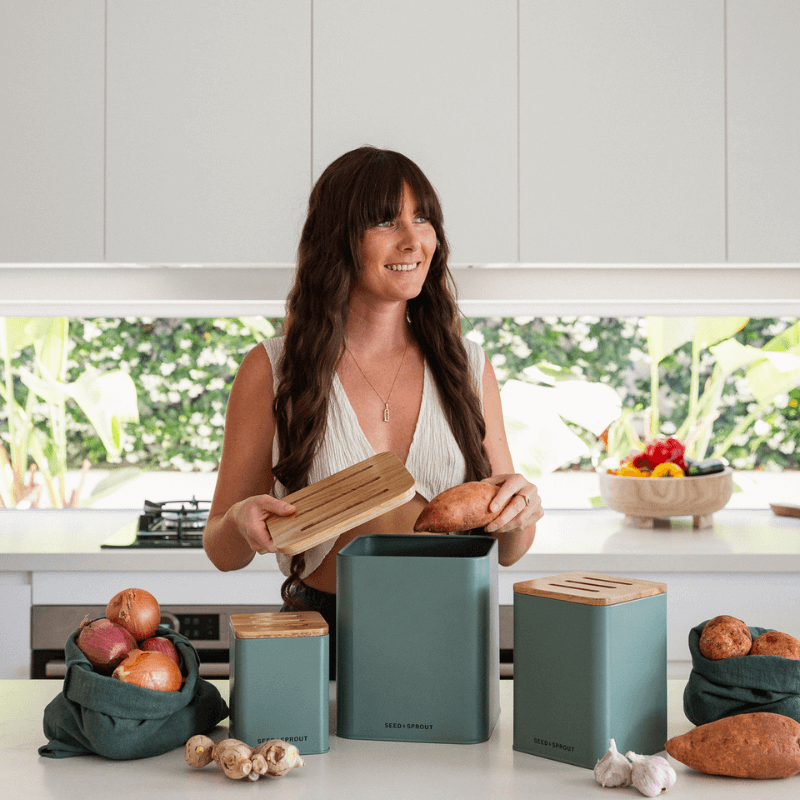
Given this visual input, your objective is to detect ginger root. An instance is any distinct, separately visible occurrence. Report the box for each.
[183,735,305,781]
[213,738,255,780]
[185,735,215,768]
[252,738,306,777]
[250,752,268,777]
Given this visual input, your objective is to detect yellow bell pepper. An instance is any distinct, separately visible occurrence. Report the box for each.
[651,462,685,478]
[616,465,645,477]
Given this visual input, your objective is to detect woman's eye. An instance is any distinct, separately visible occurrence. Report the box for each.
[414,215,429,224]
[375,219,393,228]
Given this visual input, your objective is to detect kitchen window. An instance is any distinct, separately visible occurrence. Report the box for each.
[2,273,797,511]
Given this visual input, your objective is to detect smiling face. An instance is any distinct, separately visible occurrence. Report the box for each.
[356,182,437,304]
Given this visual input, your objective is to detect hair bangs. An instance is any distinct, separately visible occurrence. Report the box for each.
[348,150,444,236]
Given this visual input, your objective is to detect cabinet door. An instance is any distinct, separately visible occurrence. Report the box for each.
[519,0,726,263]
[727,1,800,262]
[106,1,311,263]
[0,1,105,262]
[313,0,518,264]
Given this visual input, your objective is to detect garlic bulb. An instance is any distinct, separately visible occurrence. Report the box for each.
[626,751,677,797]
[594,739,632,787]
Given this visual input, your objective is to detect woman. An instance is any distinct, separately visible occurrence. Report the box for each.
[204,146,543,662]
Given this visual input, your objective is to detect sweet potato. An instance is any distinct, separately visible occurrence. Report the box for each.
[698,615,752,660]
[750,631,800,660]
[664,712,800,779]
[413,482,500,533]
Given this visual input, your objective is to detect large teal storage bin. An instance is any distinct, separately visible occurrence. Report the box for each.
[229,612,329,755]
[513,572,667,769]
[337,534,499,744]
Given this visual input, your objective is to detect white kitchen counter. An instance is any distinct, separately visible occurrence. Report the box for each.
[2,678,798,799]
[2,507,799,573]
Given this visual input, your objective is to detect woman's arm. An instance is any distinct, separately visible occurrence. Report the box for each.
[479,352,543,566]
[203,343,296,572]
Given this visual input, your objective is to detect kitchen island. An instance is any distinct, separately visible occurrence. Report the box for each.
[1,507,799,678]
[2,678,797,799]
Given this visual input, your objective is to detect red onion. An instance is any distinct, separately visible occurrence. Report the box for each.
[139,636,180,667]
[106,588,161,640]
[76,616,137,673]
[112,649,182,691]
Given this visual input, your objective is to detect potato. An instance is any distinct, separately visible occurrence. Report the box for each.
[413,482,500,533]
[698,615,752,660]
[749,631,800,660]
[664,712,800,779]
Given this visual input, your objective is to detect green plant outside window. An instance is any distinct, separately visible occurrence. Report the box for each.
[1,315,797,508]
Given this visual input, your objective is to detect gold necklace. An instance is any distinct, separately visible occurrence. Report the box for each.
[346,340,409,422]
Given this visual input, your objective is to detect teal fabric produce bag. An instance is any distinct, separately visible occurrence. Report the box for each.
[684,621,800,726]
[39,625,228,760]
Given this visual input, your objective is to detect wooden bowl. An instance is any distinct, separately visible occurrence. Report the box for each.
[598,467,734,526]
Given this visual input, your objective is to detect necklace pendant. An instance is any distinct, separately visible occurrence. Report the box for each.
[384,404,390,423]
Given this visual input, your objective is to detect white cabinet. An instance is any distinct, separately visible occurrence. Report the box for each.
[0,1,105,262]
[2,2,798,268]
[105,0,311,263]
[312,0,518,264]
[519,0,726,263]
[0,574,32,679]
[727,0,800,262]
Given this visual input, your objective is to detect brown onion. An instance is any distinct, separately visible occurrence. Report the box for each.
[106,587,161,640]
[139,636,180,667]
[112,649,182,691]
[76,616,137,673]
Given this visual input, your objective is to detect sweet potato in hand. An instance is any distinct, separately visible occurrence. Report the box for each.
[413,482,501,533]
[665,712,800,779]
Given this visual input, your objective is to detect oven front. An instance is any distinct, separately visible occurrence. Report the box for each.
[30,603,281,679]
[32,604,516,678]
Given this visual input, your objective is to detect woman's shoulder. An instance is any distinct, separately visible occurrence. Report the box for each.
[256,336,286,389]
[223,341,276,418]
[236,339,275,384]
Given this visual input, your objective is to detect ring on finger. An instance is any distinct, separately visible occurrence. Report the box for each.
[515,493,531,507]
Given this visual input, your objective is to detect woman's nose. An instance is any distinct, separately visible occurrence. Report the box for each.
[395,220,419,249]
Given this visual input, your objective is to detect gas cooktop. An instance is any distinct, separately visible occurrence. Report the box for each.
[101,498,209,548]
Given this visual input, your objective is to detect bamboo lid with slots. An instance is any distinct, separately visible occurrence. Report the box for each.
[267,451,416,555]
[230,612,328,639]
[513,572,666,606]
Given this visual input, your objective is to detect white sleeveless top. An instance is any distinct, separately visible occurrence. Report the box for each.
[261,336,486,578]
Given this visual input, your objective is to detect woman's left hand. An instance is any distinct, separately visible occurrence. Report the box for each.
[480,474,543,534]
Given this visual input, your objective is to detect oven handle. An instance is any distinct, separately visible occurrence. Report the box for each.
[45,661,230,679]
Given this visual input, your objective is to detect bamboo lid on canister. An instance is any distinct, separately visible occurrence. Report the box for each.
[513,572,666,606]
[230,612,328,639]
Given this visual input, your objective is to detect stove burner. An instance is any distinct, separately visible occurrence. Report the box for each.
[101,497,211,548]
[140,497,210,537]
[143,498,210,533]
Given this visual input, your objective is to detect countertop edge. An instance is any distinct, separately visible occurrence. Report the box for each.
[3,552,800,574]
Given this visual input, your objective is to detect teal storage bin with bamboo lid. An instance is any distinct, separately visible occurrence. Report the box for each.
[229,612,329,755]
[513,572,667,769]
[336,534,499,744]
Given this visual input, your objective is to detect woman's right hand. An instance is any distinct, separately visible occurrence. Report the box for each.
[229,495,296,555]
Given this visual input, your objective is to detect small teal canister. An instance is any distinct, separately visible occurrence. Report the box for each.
[336,534,499,744]
[513,572,667,769]
[229,612,329,755]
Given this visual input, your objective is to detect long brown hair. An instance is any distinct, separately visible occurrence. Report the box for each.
[275,146,491,607]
